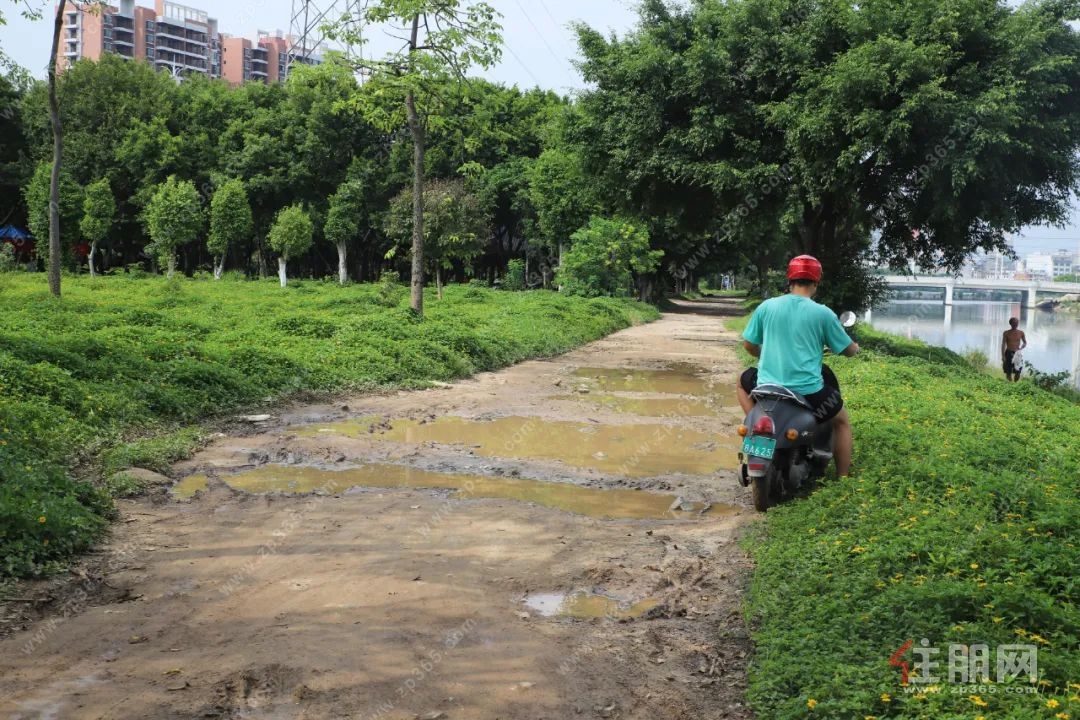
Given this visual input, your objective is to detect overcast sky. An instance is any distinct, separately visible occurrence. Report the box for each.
[2,0,1078,257]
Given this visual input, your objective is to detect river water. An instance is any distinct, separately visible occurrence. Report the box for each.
[868,301,1080,388]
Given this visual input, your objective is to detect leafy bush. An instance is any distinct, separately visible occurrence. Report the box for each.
[375,270,406,307]
[558,216,663,297]
[0,274,658,577]
[504,259,526,291]
[0,243,16,272]
[962,347,990,370]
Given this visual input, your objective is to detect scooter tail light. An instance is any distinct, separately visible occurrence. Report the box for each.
[753,416,775,435]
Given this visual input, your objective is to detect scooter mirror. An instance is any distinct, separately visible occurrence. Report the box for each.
[839,311,858,328]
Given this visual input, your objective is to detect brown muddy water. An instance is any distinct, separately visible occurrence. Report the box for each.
[571,364,723,395]
[173,464,737,520]
[523,592,660,619]
[559,394,740,418]
[295,416,740,477]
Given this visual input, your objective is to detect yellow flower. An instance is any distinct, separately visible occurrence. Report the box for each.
[1048,699,1061,709]
[992,617,1004,624]
[38,516,46,524]
[880,693,891,703]
[807,699,818,709]
[970,563,979,569]
[970,695,988,707]
[914,693,926,700]
[1055,712,1069,720]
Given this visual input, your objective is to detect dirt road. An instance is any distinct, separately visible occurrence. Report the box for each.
[1,299,757,720]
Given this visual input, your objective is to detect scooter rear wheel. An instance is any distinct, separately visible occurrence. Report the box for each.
[751,473,771,512]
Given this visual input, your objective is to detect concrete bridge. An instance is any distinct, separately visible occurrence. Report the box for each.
[882,276,1080,308]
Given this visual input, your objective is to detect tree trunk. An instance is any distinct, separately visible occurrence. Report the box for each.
[406,14,425,317]
[436,266,443,300]
[337,240,348,285]
[89,241,97,278]
[278,257,288,288]
[46,5,65,297]
[214,255,225,280]
[166,252,177,279]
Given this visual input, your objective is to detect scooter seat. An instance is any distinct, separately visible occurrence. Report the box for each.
[750,383,813,410]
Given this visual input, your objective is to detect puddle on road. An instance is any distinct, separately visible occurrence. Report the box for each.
[558,394,732,418]
[524,592,660,619]
[172,464,735,520]
[296,416,739,477]
[571,364,721,395]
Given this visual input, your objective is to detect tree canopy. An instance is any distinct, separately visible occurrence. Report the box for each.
[572,0,1080,308]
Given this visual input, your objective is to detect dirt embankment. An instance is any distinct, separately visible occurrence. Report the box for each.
[1,298,758,720]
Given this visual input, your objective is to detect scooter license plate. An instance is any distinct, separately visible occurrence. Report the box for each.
[742,436,776,460]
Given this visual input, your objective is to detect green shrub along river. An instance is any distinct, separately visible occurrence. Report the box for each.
[0,275,658,578]
[733,319,1080,719]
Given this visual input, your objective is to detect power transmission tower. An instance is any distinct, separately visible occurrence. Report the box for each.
[286,0,363,78]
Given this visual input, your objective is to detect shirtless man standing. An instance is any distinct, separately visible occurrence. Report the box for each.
[1001,317,1027,382]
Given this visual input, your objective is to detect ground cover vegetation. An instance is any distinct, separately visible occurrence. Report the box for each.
[730,318,1080,718]
[0,274,656,577]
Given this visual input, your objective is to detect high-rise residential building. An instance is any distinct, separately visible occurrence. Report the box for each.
[57,0,320,84]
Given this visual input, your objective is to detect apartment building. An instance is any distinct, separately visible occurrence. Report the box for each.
[57,0,319,84]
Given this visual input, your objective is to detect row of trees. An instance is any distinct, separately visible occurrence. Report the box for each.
[7,53,573,292]
[4,0,1080,310]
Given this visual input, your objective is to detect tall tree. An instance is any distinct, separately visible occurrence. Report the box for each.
[208,179,253,280]
[329,0,503,316]
[385,178,490,299]
[324,179,366,285]
[79,177,115,277]
[0,64,30,229]
[268,205,313,288]
[574,0,1080,309]
[40,1,106,295]
[143,176,203,278]
[24,160,83,268]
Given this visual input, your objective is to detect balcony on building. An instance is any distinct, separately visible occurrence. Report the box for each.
[113,15,135,31]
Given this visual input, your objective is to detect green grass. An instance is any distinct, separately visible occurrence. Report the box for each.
[0,274,658,577]
[728,317,1080,718]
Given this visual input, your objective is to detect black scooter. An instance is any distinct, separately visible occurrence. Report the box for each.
[737,312,857,511]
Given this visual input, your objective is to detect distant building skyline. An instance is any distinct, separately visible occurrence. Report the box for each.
[57,0,320,85]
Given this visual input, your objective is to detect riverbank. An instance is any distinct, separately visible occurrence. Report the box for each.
[729,318,1080,718]
[0,275,658,578]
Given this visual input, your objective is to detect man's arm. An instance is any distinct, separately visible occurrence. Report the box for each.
[1020,332,1028,350]
[841,342,860,358]
[743,341,762,358]
[1002,333,1008,358]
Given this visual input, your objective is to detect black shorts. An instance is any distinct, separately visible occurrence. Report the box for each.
[740,365,844,423]
[1003,350,1022,375]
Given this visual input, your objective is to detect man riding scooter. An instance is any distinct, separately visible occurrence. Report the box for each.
[736,255,859,478]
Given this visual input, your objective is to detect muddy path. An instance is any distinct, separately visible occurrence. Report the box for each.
[1,298,758,720]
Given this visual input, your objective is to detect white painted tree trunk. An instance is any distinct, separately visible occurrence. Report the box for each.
[214,255,225,280]
[436,266,443,300]
[278,257,288,288]
[89,242,97,278]
[166,253,177,279]
[337,241,348,285]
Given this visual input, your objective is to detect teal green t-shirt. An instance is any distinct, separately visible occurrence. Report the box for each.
[742,294,853,395]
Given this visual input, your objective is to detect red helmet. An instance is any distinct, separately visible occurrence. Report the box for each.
[788,255,823,283]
